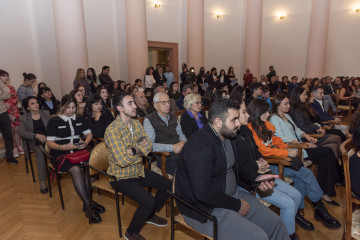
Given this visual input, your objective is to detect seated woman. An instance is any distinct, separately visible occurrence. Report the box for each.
[180,93,208,138]
[46,95,104,223]
[289,87,343,159]
[19,96,50,193]
[84,95,114,139]
[235,99,301,240]
[339,79,359,107]
[247,99,341,230]
[270,93,340,201]
[70,89,86,115]
[38,87,60,116]
[350,127,360,199]
[96,86,112,108]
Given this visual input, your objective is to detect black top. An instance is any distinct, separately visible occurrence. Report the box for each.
[39,97,60,116]
[349,153,360,197]
[86,109,114,139]
[245,95,255,107]
[234,126,263,192]
[288,107,320,134]
[33,118,46,135]
[180,110,208,139]
[47,115,91,159]
[135,106,154,118]
[175,123,259,223]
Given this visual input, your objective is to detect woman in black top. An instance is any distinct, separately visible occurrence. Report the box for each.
[38,87,60,116]
[19,96,51,193]
[47,95,104,223]
[84,95,114,139]
[180,93,208,138]
[96,86,112,108]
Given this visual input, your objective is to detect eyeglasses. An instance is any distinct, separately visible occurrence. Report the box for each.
[194,101,202,105]
[155,100,170,105]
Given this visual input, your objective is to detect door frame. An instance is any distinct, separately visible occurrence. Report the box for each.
[148,41,179,82]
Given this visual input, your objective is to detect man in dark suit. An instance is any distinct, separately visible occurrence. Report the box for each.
[205,67,218,86]
[154,67,167,86]
[176,98,289,240]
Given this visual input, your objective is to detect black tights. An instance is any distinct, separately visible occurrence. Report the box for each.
[68,165,90,209]
[317,134,341,159]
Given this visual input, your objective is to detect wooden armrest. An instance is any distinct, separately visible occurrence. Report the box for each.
[287,142,309,149]
[152,151,171,157]
[152,151,171,179]
[265,155,291,161]
[265,158,291,166]
[264,155,291,180]
[321,120,337,125]
[308,134,323,139]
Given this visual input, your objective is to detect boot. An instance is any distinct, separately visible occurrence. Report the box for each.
[313,200,341,229]
[295,210,314,231]
[289,232,299,240]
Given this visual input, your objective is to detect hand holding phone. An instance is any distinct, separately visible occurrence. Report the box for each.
[250,177,275,188]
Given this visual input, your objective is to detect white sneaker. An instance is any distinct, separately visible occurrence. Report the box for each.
[13,148,19,158]
[17,146,24,155]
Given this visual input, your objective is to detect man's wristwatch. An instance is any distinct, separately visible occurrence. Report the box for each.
[131,147,137,156]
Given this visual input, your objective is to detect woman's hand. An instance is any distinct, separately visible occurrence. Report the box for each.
[64,143,79,151]
[291,140,300,144]
[288,149,298,157]
[93,112,101,121]
[35,134,47,144]
[77,140,87,149]
[316,128,325,134]
[308,143,317,148]
[304,134,317,143]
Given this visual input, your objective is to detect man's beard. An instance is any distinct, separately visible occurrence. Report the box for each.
[220,124,238,139]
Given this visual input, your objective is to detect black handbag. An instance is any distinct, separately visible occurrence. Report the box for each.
[289,156,303,171]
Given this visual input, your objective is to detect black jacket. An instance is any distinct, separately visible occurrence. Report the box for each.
[39,97,60,116]
[180,110,208,139]
[234,126,262,192]
[288,107,320,134]
[175,124,259,223]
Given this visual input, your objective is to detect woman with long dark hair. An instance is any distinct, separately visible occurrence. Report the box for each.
[96,86,112,108]
[270,93,340,201]
[86,68,99,94]
[339,79,359,107]
[247,99,341,230]
[168,82,181,100]
[84,95,114,139]
[289,87,343,159]
[47,95,104,223]
[70,89,86,115]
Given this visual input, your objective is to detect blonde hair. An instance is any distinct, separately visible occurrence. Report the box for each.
[75,68,85,82]
[184,93,201,111]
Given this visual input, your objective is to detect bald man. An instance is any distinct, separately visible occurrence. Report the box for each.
[133,91,154,118]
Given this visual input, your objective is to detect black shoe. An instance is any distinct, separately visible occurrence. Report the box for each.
[6,158,18,165]
[83,201,105,214]
[40,188,48,194]
[313,200,341,229]
[289,232,299,240]
[323,198,340,206]
[295,210,314,231]
[85,210,102,223]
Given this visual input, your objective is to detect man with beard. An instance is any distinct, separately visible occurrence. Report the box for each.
[105,92,171,240]
[175,98,289,240]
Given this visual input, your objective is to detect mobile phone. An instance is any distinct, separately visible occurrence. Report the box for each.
[250,177,275,188]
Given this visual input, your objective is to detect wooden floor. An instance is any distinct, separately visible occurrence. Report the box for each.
[0,154,346,240]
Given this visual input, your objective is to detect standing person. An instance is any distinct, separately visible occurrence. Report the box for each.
[144,67,156,89]
[98,66,114,93]
[86,68,99,94]
[0,70,17,164]
[176,98,289,240]
[205,67,218,87]
[243,68,253,88]
[105,92,171,240]
[154,67,167,86]
[47,94,104,223]
[164,65,175,88]
[4,75,22,157]
[19,97,50,193]
[73,68,91,97]
[266,66,276,81]
[17,72,36,102]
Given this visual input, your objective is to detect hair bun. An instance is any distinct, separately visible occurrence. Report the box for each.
[23,72,27,77]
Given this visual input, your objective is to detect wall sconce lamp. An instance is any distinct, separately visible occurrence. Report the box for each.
[279,13,286,20]
[154,2,160,8]
[216,11,223,18]
[355,7,360,13]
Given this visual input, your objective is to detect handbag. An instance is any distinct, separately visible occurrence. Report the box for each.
[289,156,303,171]
[51,149,89,181]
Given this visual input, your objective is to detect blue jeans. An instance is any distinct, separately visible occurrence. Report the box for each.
[269,165,323,209]
[256,178,301,235]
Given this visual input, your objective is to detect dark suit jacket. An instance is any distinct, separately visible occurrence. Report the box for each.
[175,124,259,223]
[180,110,208,138]
[310,100,334,121]
[323,84,335,95]
[19,110,50,140]
[154,73,167,85]
[205,74,217,86]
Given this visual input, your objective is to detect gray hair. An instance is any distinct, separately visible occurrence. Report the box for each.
[153,92,168,103]
[184,93,201,111]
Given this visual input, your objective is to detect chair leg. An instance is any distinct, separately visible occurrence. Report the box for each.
[56,172,65,209]
[122,194,124,205]
[170,196,175,240]
[115,192,122,238]
[28,152,36,182]
[47,167,52,198]
[24,153,29,174]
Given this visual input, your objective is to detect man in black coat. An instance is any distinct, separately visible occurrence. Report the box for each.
[175,98,289,240]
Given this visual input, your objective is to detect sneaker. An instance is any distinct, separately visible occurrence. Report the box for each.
[17,146,24,155]
[13,148,19,158]
[124,231,145,240]
[7,158,19,165]
[145,214,167,227]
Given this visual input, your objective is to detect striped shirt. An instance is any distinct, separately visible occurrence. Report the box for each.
[105,116,152,180]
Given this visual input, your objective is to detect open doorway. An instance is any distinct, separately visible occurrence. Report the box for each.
[148,41,178,82]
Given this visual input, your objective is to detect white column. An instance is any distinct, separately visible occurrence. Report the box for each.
[125,0,148,83]
[52,0,88,95]
[243,0,263,79]
[305,0,331,78]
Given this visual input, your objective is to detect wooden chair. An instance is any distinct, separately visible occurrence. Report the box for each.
[168,171,217,240]
[335,88,355,119]
[108,108,117,118]
[287,142,313,168]
[23,139,35,182]
[174,110,185,121]
[341,139,360,240]
[84,142,124,238]
[263,155,291,180]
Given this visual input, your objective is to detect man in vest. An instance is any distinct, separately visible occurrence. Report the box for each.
[143,93,187,175]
